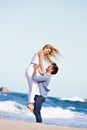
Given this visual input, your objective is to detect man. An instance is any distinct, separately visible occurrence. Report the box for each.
[32,62,59,123]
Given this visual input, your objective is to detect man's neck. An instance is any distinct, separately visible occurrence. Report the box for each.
[45,72,51,75]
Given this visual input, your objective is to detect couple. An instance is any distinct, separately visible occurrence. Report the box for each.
[25,44,60,123]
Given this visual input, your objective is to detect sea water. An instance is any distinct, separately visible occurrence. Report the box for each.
[0,92,87,128]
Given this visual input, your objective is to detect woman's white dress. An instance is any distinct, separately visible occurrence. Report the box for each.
[25,54,40,103]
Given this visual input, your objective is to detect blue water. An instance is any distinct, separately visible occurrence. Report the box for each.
[0,92,87,128]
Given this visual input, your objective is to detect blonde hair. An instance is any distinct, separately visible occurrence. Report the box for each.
[42,44,61,63]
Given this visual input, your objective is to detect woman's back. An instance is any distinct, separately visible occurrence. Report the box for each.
[31,53,39,65]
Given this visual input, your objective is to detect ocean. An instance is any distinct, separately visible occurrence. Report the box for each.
[0,92,87,128]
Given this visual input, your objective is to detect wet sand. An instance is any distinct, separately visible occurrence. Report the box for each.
[0,118,86,130]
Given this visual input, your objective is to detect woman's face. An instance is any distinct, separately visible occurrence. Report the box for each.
[44,48,51,55]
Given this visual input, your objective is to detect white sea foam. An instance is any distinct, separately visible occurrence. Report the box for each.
[0,100,86,119]
[60,96,84,102]
[0,101,74,118]
[0,101,24,113]
[0,101,33,116]
[42,107,74,118]
[67,106,76,110]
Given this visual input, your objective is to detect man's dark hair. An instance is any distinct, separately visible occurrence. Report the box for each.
[51,63,59,75]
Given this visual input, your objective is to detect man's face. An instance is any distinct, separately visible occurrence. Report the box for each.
[46,65,53,73]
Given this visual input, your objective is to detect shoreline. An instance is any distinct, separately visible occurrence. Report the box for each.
[0,118,86,130]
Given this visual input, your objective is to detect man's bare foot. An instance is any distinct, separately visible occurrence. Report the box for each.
[27,103,34,113]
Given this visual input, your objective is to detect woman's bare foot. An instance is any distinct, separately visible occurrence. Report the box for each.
[27,103,34,113]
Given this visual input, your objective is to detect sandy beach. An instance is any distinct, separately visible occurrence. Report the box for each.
[0,118,86,130]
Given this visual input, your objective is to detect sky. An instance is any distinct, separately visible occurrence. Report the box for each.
[0,0,87,99]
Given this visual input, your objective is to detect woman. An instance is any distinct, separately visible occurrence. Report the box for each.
[25,44,61,112]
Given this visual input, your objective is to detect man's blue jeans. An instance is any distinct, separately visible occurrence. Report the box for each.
[34,95,46,123]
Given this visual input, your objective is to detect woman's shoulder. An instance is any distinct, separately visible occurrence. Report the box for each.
[37,50,43,56]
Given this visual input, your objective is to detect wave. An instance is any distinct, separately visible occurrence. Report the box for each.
[0,100,86,119]
[0,101,33,116]
[0,95,87,128]
[0,93,87,114]
[42,107,74,118]
[60,96,84,102]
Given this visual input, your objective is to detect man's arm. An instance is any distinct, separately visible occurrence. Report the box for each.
[33,64,49,82]
[33,74,49,82]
